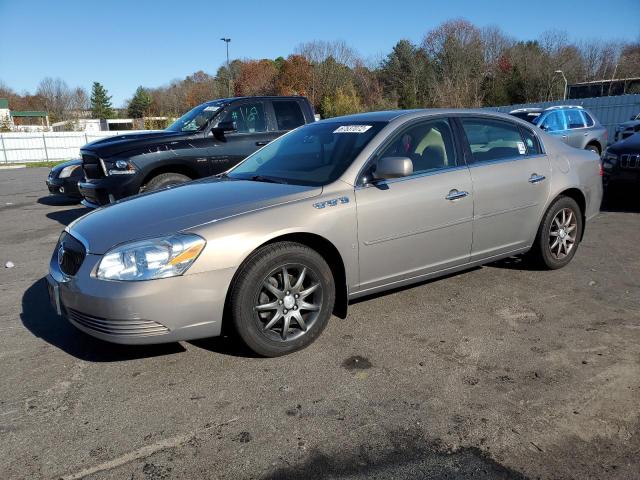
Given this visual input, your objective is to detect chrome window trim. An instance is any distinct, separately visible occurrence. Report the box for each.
[355,164,469,190]
[466,153,547,169]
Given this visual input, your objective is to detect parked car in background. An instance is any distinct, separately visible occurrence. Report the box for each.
[613,113,640,142]
[77,96,316,207]
[46,159,83,199]
[602,133,640,189]
[509,105,607,155]
[48,110,602,357]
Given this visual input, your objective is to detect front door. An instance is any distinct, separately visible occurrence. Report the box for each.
[207,100,272,173]
[355,118,473,293]
[458,117,551,260]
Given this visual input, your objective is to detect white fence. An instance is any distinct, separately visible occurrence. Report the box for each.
[0,131,151,164]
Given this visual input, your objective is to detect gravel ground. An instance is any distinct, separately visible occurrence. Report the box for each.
[0,167,638,480]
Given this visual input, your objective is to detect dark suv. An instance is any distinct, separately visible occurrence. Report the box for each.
[509,106,607,155]
[78,96,316,206]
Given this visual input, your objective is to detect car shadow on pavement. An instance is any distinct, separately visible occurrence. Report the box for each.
[21,278,186,362]
[45,207,88,226]
[37,195,81,207]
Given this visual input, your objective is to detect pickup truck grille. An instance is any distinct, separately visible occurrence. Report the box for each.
[82,153,105,179]
[620,154,639,169]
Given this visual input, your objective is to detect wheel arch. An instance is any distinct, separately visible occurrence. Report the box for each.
[140,163,198,187]
[222,232,349,332]
[554,187,587,240]
[585,140,601,154]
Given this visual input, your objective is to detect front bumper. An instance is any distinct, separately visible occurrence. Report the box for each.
[603,170,640,188]
[46,176,82,197]
[78,175,141,207]
[47,246,235,345]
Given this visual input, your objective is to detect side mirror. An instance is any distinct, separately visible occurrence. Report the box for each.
[212,120,237,136]
[374,156,413,180]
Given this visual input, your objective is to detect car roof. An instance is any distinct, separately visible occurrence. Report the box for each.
[204,96,308,105]
[319,109,535,124]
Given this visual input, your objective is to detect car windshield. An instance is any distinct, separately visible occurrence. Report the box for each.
[166,101,226,132]
[227,121,386,186]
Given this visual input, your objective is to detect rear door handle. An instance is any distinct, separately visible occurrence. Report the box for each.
[255,140,270,146]
[445,189,469,201]
[529,173,546,184]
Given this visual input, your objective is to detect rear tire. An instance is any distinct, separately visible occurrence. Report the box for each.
[585,144,600,156]
[142,172,191,193]
[229,242,335,357]
[531,196,583,270]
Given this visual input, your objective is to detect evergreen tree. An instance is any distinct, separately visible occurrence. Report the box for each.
[90,82,114,119]
[127,86,152,118]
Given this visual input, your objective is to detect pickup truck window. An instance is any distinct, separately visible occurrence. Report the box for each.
[166,101,225,132]
[221,102,266,133]
[273,101,305,130]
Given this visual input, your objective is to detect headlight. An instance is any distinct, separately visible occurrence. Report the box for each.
[106,159,136,176]
[602,150,617,170]
[58,164,80,178]
[96,234,205,281]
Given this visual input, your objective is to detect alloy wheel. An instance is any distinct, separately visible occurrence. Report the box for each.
[549,207,577,260]
[253,264,323,342]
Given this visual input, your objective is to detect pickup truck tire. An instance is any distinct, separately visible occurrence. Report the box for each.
[230,241,335,357]
[142,173,191,192]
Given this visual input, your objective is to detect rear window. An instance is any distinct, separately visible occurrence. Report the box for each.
[273,101,305,130]
[581,111,594,127]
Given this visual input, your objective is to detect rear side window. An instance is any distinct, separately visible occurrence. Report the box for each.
[520,128,542,155]
[581,111,594,127]
[564,109,586,129]
[273,101,305,130]
[461,119,526,163]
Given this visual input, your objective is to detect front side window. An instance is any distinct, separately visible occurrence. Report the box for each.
[461,118,526,163]
[228,121,386,186]
[538,111,565,132]
[273,101,305,130]
[377,119,457,175]
[166,101,225,132]
[220,102,266,133]
[564,109,586,129]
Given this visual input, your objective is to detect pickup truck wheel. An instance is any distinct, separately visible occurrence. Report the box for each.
[230,242,335,357]
[142,173,191,193]
[531,196,583,270]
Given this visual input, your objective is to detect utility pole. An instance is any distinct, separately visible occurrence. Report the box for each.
[555,70,568,101]
[220,38,231,97]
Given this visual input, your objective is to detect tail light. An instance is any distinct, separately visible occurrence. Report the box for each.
[599,161,604,177]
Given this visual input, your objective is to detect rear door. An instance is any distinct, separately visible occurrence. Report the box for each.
[206,100,270,173]
[355,117,473,292]
[563,109,588,148]
[458,117,551,261]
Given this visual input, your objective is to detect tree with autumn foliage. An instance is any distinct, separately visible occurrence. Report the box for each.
[234,60,278,96]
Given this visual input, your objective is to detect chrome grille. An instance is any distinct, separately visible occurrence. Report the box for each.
[82,153,105,179]
[620,154,639,169]
[67,309,170,337]
[57,232,86,276]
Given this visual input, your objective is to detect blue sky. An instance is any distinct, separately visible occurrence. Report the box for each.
[1,0,639,106]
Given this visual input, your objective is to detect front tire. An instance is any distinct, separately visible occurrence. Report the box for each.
[531,196,583,269]
[229,242,335,357]
[142,172,191,193]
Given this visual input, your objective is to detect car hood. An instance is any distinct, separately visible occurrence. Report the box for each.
[81,130,191,158]
[608,133,640,153]
[51,158,82,174]
[617,120,640,130]
[68,178,322,254]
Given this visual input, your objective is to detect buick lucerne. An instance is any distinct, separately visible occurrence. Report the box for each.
[48,110,602,356]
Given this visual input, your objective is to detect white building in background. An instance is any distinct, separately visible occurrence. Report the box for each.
[51,118,136,132]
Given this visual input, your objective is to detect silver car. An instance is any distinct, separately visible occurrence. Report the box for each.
[509,106,607,156]
[47,110,602,356]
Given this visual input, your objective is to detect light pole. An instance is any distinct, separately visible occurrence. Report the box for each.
[555,70,568,101]
[220,37,231,97]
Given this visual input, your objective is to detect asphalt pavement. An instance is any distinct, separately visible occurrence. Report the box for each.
[0,167,638,479]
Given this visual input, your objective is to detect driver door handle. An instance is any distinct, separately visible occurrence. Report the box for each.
[255,140,270,146]
[529,173,546,184]
[445,189,469,201]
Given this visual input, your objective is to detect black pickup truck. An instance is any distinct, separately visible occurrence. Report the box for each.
[78,96,316,207]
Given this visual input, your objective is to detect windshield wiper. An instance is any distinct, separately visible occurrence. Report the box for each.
[249,175,287,184]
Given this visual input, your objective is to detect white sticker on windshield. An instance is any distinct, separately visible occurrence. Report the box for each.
[333,125,372,133]
[204,106,220,112]
[517,141,526,155]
